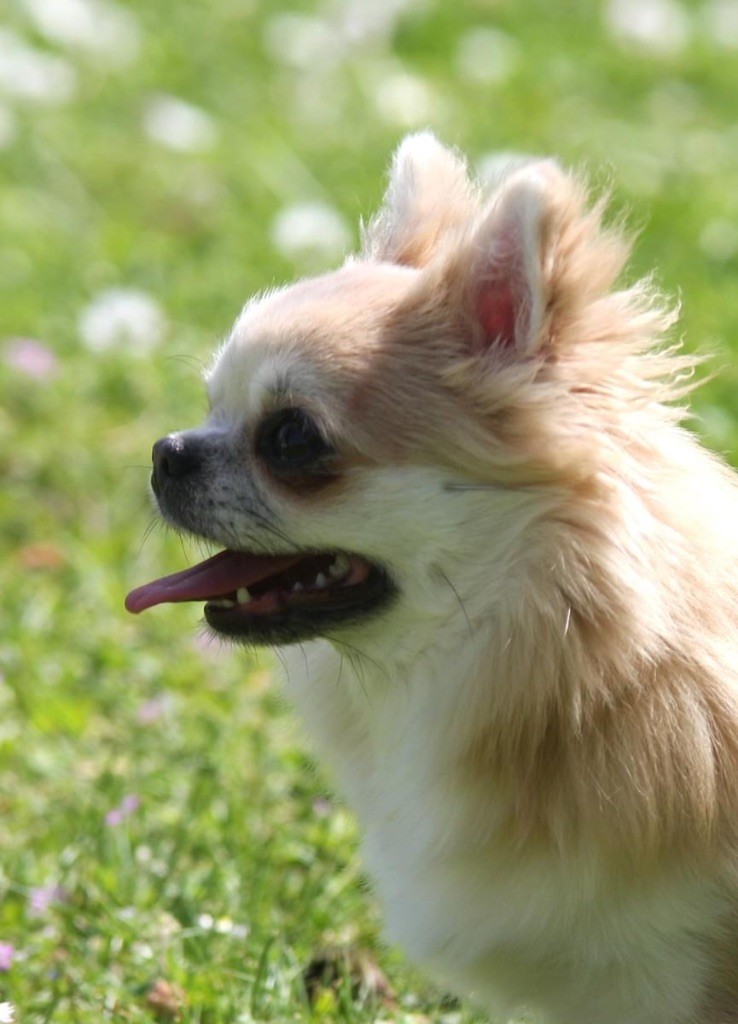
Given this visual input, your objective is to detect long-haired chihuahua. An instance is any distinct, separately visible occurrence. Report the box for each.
[127,134,738,1024]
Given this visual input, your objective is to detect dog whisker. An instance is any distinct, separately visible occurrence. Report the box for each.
[436,567,474,645]
[442,482,502,492]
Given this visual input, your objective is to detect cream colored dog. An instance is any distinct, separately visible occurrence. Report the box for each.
[127,134,738,1024]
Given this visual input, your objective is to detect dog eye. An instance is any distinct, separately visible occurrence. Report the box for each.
[256,408,333,473]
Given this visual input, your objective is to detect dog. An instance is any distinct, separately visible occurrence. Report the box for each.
[126,133,738,1024]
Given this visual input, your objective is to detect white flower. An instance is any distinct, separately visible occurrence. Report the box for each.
[271,202,351,264]
[0,1002,15,1024]
[329,0,420,46]
[263,14,341,69]
[143,94,217,153]
[703,0,738,48]
[700,219,738,262]
[373,70,436,127]
[605,0,691,55]
[78,288,166,354]
[454,27,519,85]
[21,0,140,66]
[0,29,76,104]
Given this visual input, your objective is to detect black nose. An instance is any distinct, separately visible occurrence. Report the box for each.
[151,434,201,496]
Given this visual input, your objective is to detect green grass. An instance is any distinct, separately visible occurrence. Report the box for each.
[2,0,738,1020]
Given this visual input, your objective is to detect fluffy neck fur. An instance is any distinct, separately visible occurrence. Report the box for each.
[278,135,738,1022]
[288,431,738,863]
[283,437,738,1021]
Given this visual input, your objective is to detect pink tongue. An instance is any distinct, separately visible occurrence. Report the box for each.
[125,549,303,614]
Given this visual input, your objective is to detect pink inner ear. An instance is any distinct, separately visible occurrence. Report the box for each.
[475,280,517,349]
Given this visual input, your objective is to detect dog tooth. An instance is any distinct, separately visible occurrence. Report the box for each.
[291,581,304,592]
[332,554,350,576]
[236,587,252,605]
[315,573,328,589]
[328,556,348,578]
[210,598,236,608]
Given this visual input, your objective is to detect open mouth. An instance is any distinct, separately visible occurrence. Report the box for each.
[125,548,394,644]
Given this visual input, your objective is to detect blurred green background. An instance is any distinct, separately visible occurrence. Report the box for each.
[2,0,738,1020]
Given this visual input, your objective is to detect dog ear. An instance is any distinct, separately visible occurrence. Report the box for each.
[362,132,475,268]
[450,160,563,358]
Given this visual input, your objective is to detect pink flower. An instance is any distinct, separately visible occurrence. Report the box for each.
[136,693,173,724]
[29,885,67,917]
[105,794,140,826]
[0,943,14,972]
[312,796,332,818]
[3,338,58,380]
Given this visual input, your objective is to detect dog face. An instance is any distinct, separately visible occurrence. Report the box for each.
[127,133,675,650]
[137,256,539,647]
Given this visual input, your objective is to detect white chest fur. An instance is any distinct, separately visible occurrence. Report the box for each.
[282,633,721,1024]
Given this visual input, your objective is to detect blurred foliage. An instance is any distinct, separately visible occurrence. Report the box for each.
[2,0,738,1019]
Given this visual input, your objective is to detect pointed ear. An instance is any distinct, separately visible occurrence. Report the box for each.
[362,132,475,268]
[453,160,563,357]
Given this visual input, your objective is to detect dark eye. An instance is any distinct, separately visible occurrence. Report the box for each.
[256,408,333,473]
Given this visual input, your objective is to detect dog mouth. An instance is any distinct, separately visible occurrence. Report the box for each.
[125,548,394,644]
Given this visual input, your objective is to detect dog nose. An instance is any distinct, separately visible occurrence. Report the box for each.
[151,434,201,496]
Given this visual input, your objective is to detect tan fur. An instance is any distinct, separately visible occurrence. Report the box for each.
[201,136,738,1022]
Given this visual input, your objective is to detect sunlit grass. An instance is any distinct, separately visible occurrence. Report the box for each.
[2,0,738,1020]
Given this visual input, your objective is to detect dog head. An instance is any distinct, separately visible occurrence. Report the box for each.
[126,133,679,649]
